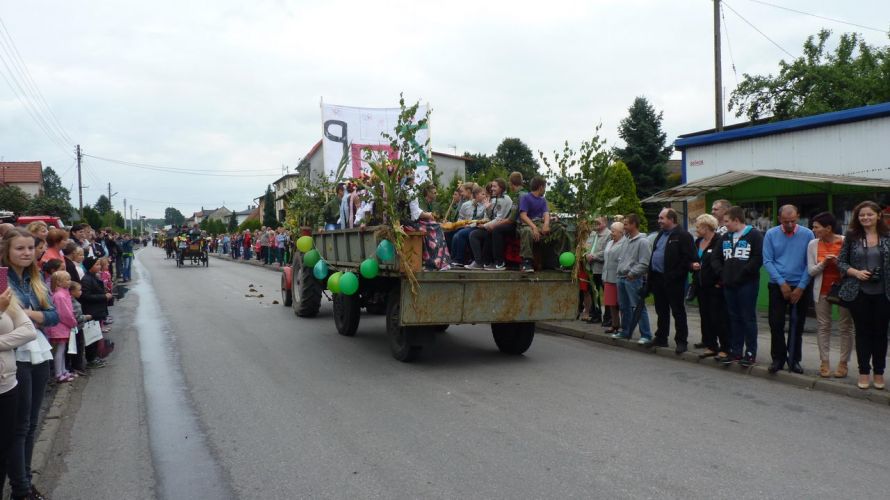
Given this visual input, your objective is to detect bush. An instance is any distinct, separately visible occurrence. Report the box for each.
[600,160,647,231]
[237,219,262,232]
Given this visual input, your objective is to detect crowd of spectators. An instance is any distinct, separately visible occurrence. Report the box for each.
[0,221,137,500]
[212,226,293,266]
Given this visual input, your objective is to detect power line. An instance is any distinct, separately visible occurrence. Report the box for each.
[747,0,887,33]
[721,3,740,87]
[83,154,283,177]
[0,16,76,145]
[723,1,796,59]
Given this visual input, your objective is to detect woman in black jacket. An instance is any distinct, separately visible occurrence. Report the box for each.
[691,214,729,360]
[78,257,111,367]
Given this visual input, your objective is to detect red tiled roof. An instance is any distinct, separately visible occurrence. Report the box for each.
[0,162,43,184]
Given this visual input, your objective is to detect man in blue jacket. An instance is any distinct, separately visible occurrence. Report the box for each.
[763,205,815,374]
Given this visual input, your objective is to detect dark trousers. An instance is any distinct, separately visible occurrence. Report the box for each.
[849,291,890,375]
[0,387,18,499]
[590,274,604,321]
[650,272,689,345]
[482,223,515,265]
[767,283,810,364]
[468,228,489,265]
[7,361,50,497]
[698,285,730,352]
[66,328,86,371]
[724,281,759,358]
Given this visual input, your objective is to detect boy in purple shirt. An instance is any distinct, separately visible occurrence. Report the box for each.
[517,176,570,272]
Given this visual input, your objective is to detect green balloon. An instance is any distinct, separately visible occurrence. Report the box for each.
[376,239,395,262]
[559,251,576,268]
[296,235,314,253]
[303,249,320,268]
[313,260,329,280]
[339,272,359,296]
[360,259,379,279]
[327,272,342,293]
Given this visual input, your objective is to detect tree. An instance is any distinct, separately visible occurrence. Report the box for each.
[729,29,890,121]
[494,138,540,181]
[463,152,492,179]
[164,207,185,226]
[0,185,30,214]
[599,160,647,232]
[613,96,672,200]
[113,211,125,228]
[262,185,278,228]
[228,211,238,232]
[42,166,71,201]
[94,195,111,216]
[238,219,261,232]
[25,196,73,218]
[81,204,102,229]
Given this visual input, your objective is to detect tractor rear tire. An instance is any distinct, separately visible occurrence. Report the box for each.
[491,322,535,355]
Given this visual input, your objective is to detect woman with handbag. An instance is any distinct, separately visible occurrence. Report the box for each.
[807,212,853,378]
[837,201,890,390]
[690,214,730,360]
[2,228,59,500]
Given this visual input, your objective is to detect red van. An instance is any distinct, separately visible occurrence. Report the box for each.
[16,215,65,229]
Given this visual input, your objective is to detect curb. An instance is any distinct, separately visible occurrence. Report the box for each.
[31,381,73,480]
[209,253,284,272]
[537,322,890,407]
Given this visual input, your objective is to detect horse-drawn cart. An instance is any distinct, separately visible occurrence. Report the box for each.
[175,236,209,268]
[281,227,576,361]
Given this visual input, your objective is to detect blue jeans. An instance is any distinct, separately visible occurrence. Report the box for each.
[8,361,50,497]
[618,276,652,339]
[324,223,340,231]
[122,254,133,280]
[450,227,476,264]
[724,281,759,358]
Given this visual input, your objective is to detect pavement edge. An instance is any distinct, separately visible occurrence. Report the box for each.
[538,322,890,407]
[31,381,73,481]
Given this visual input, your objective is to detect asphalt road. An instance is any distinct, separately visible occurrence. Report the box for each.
[45,247,890,499]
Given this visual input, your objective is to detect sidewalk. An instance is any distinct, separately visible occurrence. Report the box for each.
[539,304,890,406]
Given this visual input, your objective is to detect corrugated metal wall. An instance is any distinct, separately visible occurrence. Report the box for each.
[685,117,890,181]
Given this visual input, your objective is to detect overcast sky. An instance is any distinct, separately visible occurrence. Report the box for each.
[1,0,888,219]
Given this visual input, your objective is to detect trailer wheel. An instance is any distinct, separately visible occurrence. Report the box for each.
[386,288,421,362]
[491,322,535,355]
[292,252,321,317]
[280,272,293,307]
[333,293,361,336]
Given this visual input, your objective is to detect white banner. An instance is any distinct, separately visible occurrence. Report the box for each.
[320,103,430,182]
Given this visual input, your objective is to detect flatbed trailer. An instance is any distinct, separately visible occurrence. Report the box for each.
[281,227,577,361]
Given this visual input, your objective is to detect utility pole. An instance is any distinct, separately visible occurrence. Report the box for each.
[130,205,134,233]
[714,0,724,131]
[123,198,127,231]
[76,145,84,217]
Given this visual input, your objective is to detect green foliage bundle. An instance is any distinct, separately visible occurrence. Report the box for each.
[285,174,333,229]
[730,29,890,121]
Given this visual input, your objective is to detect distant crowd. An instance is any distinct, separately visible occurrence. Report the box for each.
[211,226,294,266]
[0,221,139,500]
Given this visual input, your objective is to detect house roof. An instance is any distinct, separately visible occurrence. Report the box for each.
[675,102,890,149]
[431,151,471,162]
[0,161,43,184]
[642,169,890,204]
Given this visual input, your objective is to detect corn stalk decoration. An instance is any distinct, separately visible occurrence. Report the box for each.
[539,124,620,281]
[362,95,436,298]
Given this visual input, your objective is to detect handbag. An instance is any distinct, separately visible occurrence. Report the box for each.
[83,320,103,346]
[826,238,853,308]
[67,328,78,355]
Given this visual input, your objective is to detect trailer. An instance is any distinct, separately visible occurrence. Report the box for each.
[281,227,577,361]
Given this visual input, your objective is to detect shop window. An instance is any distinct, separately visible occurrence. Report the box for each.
[737,201,774,232]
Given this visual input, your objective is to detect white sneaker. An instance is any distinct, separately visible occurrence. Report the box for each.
[466,261,484,270]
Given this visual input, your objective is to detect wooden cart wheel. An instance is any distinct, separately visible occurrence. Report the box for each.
[333,293,361,337]
[491,322,535,355]
[386,287,421,362]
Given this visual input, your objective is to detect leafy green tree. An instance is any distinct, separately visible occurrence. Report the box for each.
[164,207,185,226]
[494,138,540,181]
[262,185,278,228]
[81,204,102,229]
[613,96,672,200]
[113,211,125,228]
[464,152,492,179]
[228,211,238,232]
[25,196,72,218]
[238,219,262,232]
[42,166,71,201]
[599,160,647,232]
[94,195,112,216]
[0,185,31,214]
[729,29,890,121]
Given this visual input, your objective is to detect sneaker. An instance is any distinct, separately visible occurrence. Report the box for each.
[466,261,484,270]
[720,355,740,366]
[521,260,535,273]
[493,261,506,271]
[87,359,107,369]
[740,353,756,367]
[638,337,654,345]
[611,332,630,339]
[438,264,452,272]
[451,262,465,268]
